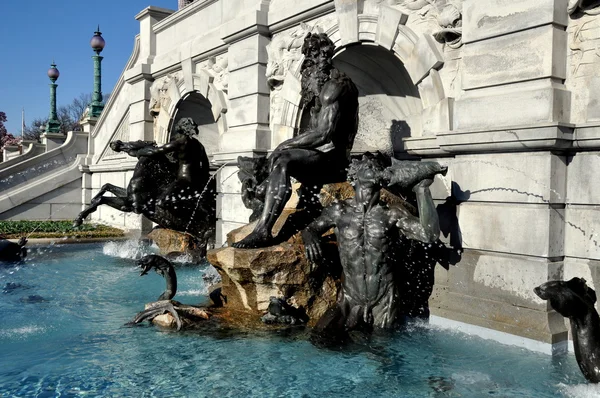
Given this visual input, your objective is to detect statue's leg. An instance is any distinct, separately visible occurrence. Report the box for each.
[310,300,351,347]
[73,184,132,227]
[232,149,328,249]
[297,183,323,210]
[128,176,150,214]
[371,283,400,329]
[232,155,294,248]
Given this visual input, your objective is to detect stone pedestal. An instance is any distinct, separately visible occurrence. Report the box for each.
[41,132,67,152]
[2,145,22,162]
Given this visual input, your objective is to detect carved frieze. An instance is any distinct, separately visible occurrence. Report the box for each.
[567,12,600,122]
[149,72,182,119]
[391,0,463,48]
[266,22,324,130]
[149,72,183,144]
[198,55,229,93]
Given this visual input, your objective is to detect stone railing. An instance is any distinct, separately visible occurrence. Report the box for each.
[0,141,45,170]
[0,131,88,219]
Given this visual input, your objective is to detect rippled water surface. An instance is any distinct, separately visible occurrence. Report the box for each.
[0,242,596,397]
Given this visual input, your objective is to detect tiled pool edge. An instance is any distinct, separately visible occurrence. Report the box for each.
[430,315,570,356]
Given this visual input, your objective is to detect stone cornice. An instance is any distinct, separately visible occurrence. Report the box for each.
[86,161,138,173]
[124,63,152,85]
[268,1,335,34]
[403,122,600,156]
[573,123,600,150]
[404,123,574,156]
[135,6,175,22]
[153,0,218,33]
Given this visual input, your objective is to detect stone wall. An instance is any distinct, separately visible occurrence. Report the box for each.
[0,179,83,221]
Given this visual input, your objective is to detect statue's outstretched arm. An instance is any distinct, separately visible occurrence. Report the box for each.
[110,140,156,157]
[394,180,440,243]
[301,203,340,264]
[135,139,179,157]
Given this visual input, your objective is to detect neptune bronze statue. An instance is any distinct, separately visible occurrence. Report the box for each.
[233,32,359,248]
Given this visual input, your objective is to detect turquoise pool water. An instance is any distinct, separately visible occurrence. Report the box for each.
[0,242,596,397]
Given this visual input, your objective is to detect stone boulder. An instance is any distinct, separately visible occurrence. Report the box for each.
[147,228,208,261]
[207,210,341,327]
[143,300,210,329]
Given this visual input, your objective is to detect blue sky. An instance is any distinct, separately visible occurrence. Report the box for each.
[0,0,176,134]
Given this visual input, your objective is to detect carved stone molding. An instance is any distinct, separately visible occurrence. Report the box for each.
[149,65,229,146]
[149,72,184,144]
[568,0,600,16]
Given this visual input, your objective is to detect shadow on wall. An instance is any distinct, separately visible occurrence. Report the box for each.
[438,181,469,263]
[395,182,466,318]
[391,119,415,158]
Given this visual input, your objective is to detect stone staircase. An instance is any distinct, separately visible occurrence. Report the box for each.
[0,131,88,220]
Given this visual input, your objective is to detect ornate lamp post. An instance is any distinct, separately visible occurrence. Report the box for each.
[89,26,105,118]
[45,62,61,133]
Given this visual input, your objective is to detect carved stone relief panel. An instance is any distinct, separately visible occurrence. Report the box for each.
[149,71,183,144]
[198,54,229,93]
[99,112,130,162]
[567,13,600,123]
[266,22,324,131]
[568,0,600,16]
[384,0,463,100]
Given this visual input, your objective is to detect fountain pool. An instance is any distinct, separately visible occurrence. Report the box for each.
[0,242,595,397]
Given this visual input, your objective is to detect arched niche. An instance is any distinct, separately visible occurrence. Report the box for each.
[332,44,422,156]
[269,8,449,156]
[170,91,219,157]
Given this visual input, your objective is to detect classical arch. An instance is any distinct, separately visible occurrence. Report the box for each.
[270,3,450,155]
[151,68,228,157]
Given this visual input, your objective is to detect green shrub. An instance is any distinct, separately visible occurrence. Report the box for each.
[0,221,125,239]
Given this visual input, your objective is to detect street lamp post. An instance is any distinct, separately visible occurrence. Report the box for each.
[89,26,105,118]
[45,62,61,133]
